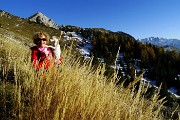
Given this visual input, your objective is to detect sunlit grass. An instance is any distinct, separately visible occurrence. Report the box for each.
[0,35,177,119]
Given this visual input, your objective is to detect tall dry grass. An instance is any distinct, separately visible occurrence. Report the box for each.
[0,35,177,120]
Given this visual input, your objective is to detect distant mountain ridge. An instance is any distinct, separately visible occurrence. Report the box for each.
[138,37,180,49]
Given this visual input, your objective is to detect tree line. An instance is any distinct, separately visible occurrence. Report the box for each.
[88,30,180,106]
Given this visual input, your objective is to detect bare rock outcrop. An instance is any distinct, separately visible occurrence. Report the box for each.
[28,12,59,29]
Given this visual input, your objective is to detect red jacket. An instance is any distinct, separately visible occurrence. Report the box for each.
[30,46,62,70]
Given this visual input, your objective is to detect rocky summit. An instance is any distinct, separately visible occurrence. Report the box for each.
[28,12,59,29]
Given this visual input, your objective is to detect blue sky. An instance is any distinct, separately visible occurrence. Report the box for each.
[1,0,180,39]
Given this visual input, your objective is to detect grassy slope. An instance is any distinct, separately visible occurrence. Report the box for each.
[0,11,62,46]
[0,30,169,120]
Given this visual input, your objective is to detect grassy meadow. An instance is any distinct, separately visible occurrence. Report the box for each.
[0,34,179,120]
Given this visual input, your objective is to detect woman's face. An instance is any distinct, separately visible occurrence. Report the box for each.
[37,35,47,47]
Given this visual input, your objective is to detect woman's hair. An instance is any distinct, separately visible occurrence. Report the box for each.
[33,32,50,45]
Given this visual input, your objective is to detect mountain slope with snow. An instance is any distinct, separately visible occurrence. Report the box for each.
[138,37,180,49]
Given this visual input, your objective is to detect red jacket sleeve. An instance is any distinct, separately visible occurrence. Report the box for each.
[59,57,63,63]
[30,46,42,70]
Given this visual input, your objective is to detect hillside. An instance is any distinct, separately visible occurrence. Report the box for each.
[0,10,180,119]
[0,10,62,44]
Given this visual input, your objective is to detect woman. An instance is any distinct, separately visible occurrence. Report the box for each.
[30,32,62,70]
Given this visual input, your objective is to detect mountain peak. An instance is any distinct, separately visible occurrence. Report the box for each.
[28,12,59,29]
[33,12,44,17]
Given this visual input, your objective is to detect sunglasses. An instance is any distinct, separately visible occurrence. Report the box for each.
[37,38,47,41]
